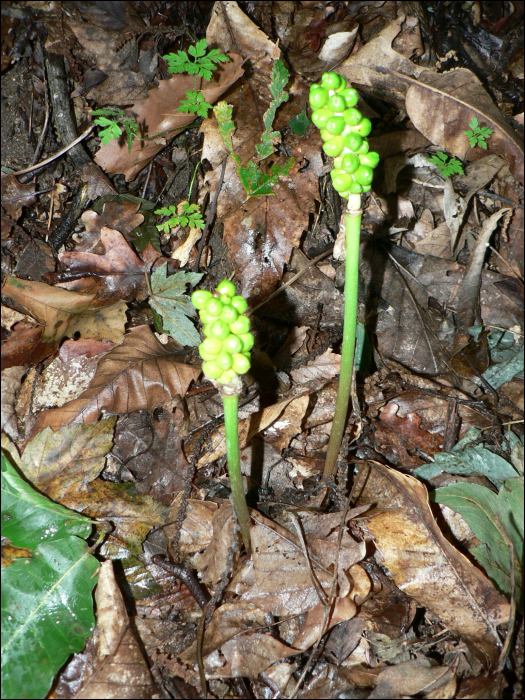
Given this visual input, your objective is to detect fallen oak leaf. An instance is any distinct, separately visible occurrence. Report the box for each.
[57,226,149,303]
[1,276,126,366]
[31,325,200,434]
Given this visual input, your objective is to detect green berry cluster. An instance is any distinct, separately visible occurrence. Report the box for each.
[309,72,379,198]
[191,280,253,384]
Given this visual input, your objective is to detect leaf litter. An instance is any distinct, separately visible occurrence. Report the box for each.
[1,2,524,699]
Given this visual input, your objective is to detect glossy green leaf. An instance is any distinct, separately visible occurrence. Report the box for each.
[1,453,98,700]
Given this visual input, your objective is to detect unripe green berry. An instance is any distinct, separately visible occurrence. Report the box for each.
[231,295,248,314]
[202,360,222,379]
[220,305,239,324]
[199,310,214,324]
[334,76,347,92]
[321,72,341,90]
[342,107,362,126]
[309,87,328,110]
[359,151,380,168]
[203,323,212,337]
[341,153,359,174]
[332,171,353,193]
[205,298,223,317]
[340,87,358,106]
[353,164,374,186]
[220,293,232,305]
[230,315,250,335]
[217,279,236,297]
[202,337,222,355]
[327,94,346,113]
[362,185,371,192]
[208,320,230,340]
[323,135,344,157]
[232,353,251,374]
[223,334,243,354]
[218,369,237,385]
[325,116,345,135]
[352,118,372,137]
[191,289,213,310]
[349,181,363,194]
[356,140,369,155]
[344,132,362,152]
[199,346,220,361]
[320,128,331,142]
[239,332,254,352]
[311,108,333,129]
[215,350,233,371]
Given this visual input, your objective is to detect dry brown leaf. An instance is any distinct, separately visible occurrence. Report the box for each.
[1,366,25,441]
[355,462,510,667]
[371,658,456,699]
[290,349,341,384]
[201,4,323,304]
[339,14,426,109]
[57,226,148,303]
[75,561,157,699]
[31,325,200,434]
[179,601,269,664]
[1,174,36,220]
[20,418,166,552]
[177,499,219,556]
[1,325,43,371]
[292,597,357,652]
[403,68,524,184]
[2,277,126,367]
[194,504,237,587]
[75,198,145,251]
[94,56,244,180]
[228,510,365,617]
[258,394,309,453]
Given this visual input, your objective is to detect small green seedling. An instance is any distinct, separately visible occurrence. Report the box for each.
[92,107,138,153]
[463,117,494,149]
[163,39,229,119]
[155,162,204,234]
[309,72,381,480]
[155,202,205,234]
[428,151,464,177]
[192,280,254,551]
[214,59,294,199]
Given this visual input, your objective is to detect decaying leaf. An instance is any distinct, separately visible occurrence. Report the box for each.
[95,56,244,180]
[20,418,167,552]
[1,366,25,440]
[75,561,157,699]
[290,348,341,384]
[1,174,36,220]
[57,226,149,304]
[2,276,126,366]
[31,325,200,434]
[354,462,510,667]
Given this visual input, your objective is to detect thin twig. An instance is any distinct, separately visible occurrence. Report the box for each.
[193,157,227,271]
[31,61,51,167]
[6,125,95,176]
[248,247,333,316]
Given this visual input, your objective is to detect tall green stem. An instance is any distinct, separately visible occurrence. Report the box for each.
[222,393,251,551]
[323,194,362,481]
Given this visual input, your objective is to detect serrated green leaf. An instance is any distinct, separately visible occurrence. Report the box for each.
[1,453,98,700]
[148,264,203,346]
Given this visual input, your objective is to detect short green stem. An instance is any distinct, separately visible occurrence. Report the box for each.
[323,194,362,481]
[222,393,251,551]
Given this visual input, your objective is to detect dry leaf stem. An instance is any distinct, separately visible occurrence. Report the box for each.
[324,194,361,480]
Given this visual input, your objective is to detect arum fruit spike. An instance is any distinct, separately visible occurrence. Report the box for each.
[310,72,379,480]
[191,279,253,550]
